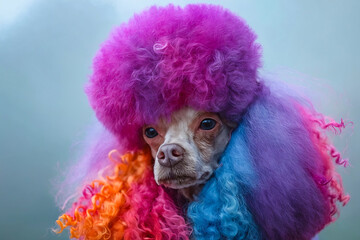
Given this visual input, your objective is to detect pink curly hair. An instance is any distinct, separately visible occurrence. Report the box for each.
[86,4,262,151]
[55,4,350,240]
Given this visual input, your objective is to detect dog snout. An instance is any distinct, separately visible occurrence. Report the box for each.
[157,144,184,167]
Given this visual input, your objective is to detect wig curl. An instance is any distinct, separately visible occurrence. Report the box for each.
[56,149,190,239]
[56,4,349,240]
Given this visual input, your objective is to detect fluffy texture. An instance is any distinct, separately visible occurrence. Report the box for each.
[56,148,190,240]
[55,123,120,211]
[241,85,348,239]
[187,124,261,240]
[86,4,262,151]
[56,4,349,240]
[186,84,348,240]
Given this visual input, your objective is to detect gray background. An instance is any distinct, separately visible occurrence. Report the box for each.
[0,0,359,239]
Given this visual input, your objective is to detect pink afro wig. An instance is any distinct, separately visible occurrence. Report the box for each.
[86,4,262,151]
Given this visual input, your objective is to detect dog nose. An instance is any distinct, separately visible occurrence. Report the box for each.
[157,144,184,167]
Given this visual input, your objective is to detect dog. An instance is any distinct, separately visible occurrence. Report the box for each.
[56,4,349,240]
[143,107,235,199]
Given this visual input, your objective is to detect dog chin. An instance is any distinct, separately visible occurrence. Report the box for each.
[157,171,212,189]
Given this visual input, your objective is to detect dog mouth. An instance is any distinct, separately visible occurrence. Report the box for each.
[158,172,211,189]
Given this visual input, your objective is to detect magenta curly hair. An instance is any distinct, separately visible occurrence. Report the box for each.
[86,4,262,151]
[56,4,350,240]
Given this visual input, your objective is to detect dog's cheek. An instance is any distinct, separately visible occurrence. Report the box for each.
[213,126,232,156]
[153,160,162,184]
[145,136,165,159]
[145,138,165,183]
[193,132,215,163]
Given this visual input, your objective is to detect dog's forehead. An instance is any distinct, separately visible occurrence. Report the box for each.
[157,107,202,128]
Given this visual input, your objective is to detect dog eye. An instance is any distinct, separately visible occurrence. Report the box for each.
[144,127,158,138]
[199,118,216,130]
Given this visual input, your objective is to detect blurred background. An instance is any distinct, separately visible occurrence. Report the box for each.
[0,0,359,239]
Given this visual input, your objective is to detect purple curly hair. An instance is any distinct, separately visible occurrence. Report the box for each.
[86,4,262,150]
[56,4,349,240]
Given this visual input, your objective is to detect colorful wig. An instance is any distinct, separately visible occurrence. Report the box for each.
[187,84,349,239]
[86,4,261,151]
[56,4,349,240]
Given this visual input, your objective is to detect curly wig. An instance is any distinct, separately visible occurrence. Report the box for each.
[86,4,262,151]
[56,4,349,240]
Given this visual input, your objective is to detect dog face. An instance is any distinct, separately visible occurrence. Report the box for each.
[143,107,234,198]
